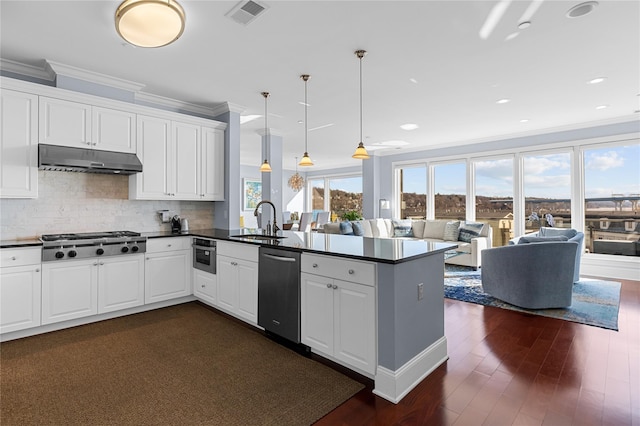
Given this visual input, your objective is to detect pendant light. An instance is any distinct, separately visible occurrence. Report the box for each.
[352,49,370,160]
[298,74,314,167]
[115,0,186,48]
[259,92,272,173]
[288,157,305,192]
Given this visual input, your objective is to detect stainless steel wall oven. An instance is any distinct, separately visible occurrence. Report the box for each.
[193,238,216,274]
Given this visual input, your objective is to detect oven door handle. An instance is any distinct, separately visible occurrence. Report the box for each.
[192,244,216,250]
[261,253,297,263]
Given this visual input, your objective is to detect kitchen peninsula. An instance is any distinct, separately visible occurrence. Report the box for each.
[1,229,455,404]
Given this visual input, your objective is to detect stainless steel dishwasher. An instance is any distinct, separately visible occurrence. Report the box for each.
[258,247,301,343]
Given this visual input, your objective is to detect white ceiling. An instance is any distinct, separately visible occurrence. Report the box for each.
[1,1,639,170]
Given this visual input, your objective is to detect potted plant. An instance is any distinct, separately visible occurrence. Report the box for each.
[341,210,363,221]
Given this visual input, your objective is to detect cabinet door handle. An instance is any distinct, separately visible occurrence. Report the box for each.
[99,262,104,266]
[167,244,172,247]
[11,256,16,260]
[326,283,332,288]
[312,263,318,268]
[332,284,338,290]
[93,262,98,266]
[348,269,355,275]
[35,268,40,272]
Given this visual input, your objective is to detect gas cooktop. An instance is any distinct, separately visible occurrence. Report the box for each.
[40,231,141,242]
[40,231,146,261]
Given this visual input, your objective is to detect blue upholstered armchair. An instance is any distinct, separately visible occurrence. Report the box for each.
[509,228,584,283]
[481,241,579,309]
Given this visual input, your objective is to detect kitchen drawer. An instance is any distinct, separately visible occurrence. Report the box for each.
[146,236,191,253]
[217,241,258,263]
[301,253,375,286]
[0,247,41,268]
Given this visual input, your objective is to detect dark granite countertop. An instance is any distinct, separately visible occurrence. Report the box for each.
[0,238,43,249]
[143,228,456,264]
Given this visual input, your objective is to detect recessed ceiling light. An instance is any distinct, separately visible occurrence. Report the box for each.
[400,123,419,130]
[520,119,529,123]
[567,1,598,18]
[409,78,418,84]
[496,98,511,104]
[518,21,531,29]
[595,105,609,110]
[588,77,606,84]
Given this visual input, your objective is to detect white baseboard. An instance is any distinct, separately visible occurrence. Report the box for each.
[373,336,448,404]
[581,254,640,281]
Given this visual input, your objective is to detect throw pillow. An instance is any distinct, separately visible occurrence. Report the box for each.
[351,221,364,236]
[392,219,414,237]
[443,220,461,241]
[458,222,484,243]
[539,227,577,239]
[339,221,354,235]
[518,235,569,244]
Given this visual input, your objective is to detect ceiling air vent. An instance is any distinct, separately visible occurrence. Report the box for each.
[226,0,268,25]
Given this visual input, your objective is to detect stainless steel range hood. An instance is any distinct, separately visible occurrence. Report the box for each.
[39,144,142,175]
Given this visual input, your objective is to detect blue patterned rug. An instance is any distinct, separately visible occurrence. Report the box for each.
[444,265,621,330]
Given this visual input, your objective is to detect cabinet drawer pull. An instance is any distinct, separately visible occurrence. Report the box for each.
[326,283,332,288]
[35,268,40,272]
[312,263,318,268]
[11,256,16,260]
[348,269,354,275]
[332,284,338,290]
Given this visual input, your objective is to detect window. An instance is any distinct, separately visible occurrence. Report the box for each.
[523,152,572,231]
[308,178,324,213]
[398,166,426,219]
[474,157,514,246]
[434,162,466,220]
[584,144,640,256]
[307,175,362,220]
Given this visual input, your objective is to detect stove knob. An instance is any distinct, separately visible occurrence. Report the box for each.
[96,248,105,255]
[55,251,65,259]
[131,245,139,252]
[121,246,129,253]
[68,250,77,258]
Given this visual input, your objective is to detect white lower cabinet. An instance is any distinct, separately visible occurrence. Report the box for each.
[216,241,258,325]
[193,268,217,305]
[301,254,376,375]
[145,237,191,304]
[42,254,145,325]
[0,247,42,333]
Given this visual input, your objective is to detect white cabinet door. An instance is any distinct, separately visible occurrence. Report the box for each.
[130,115,171,199]
[172,121,200,200]
[193,269,217,305]
[333,279,376,374]
[42,259,98,325]
[236,258,258,324]
[200,126,225,200]
[92,106,136,153]
[0,264,41,333]
[144,250,191,304]
[0,89,38,198]
[301,272,335,355]
[97,255,144,313]
[216,255,238,313]
[39,97,91,147]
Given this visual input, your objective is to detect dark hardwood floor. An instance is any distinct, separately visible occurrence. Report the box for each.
[316,276,640,425]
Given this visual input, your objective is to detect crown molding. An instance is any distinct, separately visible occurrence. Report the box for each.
[211,102,245,116]
[45,60,146,92]
[135,91,222,117]
[0,58,54,81]
[257,128,284,137]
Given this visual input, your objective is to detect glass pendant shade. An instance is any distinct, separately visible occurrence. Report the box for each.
[115,0,186,48]
[299,153,313,167]
[352,142,370,160]
[259,159,272,173]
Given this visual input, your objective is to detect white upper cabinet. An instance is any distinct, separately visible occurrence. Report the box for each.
[0,89,38,198]
[91,106,136,153]
[172,121,200,200]
[200,126,225,201]
[39,97,91,147]
[131,115,171,199]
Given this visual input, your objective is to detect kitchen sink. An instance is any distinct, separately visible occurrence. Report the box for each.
[229,234,288,240]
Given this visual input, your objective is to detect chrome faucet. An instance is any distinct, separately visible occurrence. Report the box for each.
[254,200,280,236]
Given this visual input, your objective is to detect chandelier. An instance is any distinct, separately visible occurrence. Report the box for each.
[288,157,304,191]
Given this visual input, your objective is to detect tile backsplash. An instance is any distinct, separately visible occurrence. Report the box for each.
[0,171,215,240]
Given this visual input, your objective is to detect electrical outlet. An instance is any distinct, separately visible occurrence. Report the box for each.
[417,283,424,300]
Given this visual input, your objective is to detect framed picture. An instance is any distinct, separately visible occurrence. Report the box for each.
[243,178,262,210]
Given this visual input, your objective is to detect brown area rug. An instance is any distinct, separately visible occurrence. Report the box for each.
[0,303,364,425]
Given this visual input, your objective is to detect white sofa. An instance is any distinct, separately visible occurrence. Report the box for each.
[322,218,493,269]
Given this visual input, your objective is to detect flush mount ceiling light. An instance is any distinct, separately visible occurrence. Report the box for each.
[115,0,186,48]
[352,50,370,160]
[259,92,272,173]
[567,1,598,18]
[299,74,314,167]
